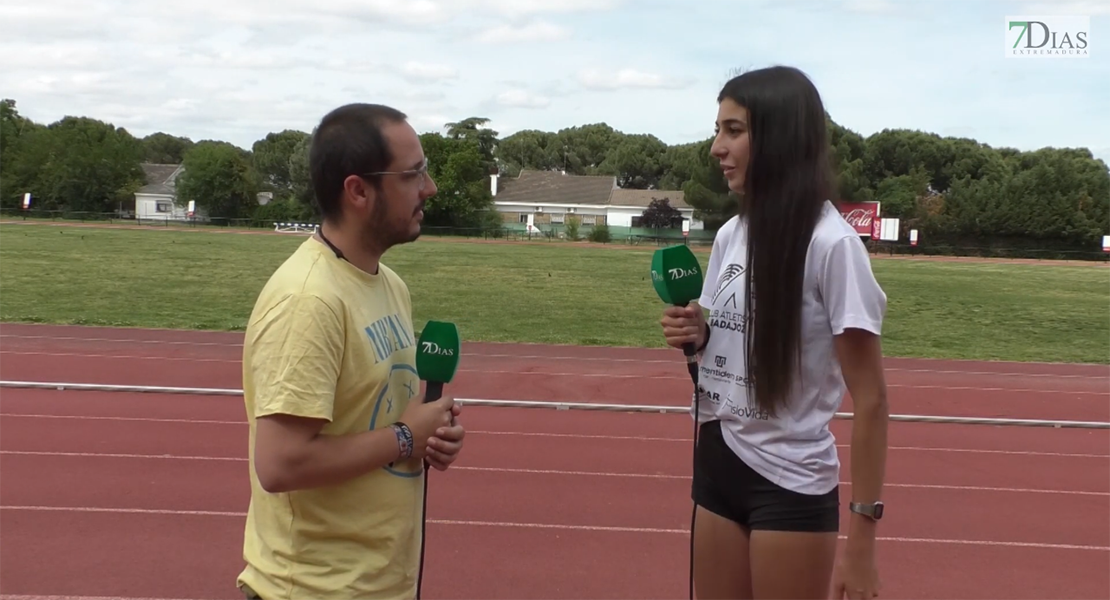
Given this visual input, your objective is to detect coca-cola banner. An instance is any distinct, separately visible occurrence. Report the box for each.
[838,201,880,236]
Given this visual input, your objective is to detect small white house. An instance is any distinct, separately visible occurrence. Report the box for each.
[134,163,203,222]
[133,163,272,222]
[490,170,704,233]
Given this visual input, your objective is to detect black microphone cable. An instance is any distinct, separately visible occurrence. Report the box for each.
[415,380,447,600]
[681,316,707,600]
[416,460,430,599]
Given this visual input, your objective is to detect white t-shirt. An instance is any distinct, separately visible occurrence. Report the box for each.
[694,200,887,496]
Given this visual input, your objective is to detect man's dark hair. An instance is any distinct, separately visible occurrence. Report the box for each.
[308,103,408,222]
[717,65,837,418]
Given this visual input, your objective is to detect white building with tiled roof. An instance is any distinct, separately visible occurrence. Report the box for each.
[133,163,273,223]
[134,163,196,221]
[490,170,704,234]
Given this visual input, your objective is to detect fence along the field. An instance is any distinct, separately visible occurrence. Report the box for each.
[1,380,1106,430]
[4,208,1108,260]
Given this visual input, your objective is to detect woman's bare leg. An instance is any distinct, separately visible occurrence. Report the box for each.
[748,530,839,599]
[692,505,754,599]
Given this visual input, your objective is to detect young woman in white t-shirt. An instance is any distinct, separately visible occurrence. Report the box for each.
[660,66,890,599]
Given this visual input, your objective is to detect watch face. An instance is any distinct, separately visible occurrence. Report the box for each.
[873,503,884,519]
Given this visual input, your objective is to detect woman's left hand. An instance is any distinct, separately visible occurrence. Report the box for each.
[831,550,881,599]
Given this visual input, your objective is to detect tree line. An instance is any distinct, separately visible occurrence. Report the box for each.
[2,98,1107,253]
[0,100,504,232]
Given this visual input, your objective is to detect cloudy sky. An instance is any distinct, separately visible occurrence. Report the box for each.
[3,0,1107,162]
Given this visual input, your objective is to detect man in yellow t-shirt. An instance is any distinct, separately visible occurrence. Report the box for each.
[236,103,465,600]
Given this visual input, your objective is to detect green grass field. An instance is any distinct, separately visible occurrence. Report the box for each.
[1,222,1107,363]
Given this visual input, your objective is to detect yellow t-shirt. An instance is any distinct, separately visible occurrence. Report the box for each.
[237,237,424,600]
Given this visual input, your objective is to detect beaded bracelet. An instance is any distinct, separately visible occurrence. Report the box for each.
[392,422,414,460]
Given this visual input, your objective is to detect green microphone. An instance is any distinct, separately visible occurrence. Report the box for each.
[415,320,460,402]
[652,244,705,600]
[651,244,705,382]
[413,319,461,600]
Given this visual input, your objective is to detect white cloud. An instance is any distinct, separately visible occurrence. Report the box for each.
[5,41,110,70]
[842,0,899,13]
[134,0,451,28]
[1019,1,1110,15]
[495,89,551,108]
[578,68,692,91]
[410,114,453,133]
[399,89,448,103]
[475,21,570,43]
[0,0,1103,165]
[457,0,623,17]
[397,61,459,82]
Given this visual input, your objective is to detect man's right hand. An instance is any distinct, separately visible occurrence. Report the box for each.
[398,395,456,460]
[660,304,706,350]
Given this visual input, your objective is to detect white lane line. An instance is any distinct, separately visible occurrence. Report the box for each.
[2,415,1107,458]
[1,505,1105,551]
[2,450,1106,496]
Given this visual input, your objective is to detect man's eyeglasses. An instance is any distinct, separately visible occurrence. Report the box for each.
[362,162,430,191]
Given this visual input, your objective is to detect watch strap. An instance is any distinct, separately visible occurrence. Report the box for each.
[849,501,884,520]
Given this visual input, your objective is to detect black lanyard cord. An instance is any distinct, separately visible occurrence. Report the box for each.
[317,229,347,262]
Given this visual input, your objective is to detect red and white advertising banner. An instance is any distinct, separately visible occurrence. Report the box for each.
[838,201,880,237]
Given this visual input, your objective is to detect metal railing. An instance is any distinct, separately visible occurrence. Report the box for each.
[1,380,1106,429]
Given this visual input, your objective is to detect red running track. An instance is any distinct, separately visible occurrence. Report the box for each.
[0,323,1108,600]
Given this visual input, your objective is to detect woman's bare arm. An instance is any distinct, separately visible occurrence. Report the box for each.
[835,327,889,556]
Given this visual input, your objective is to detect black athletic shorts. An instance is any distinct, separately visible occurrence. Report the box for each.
[691,419,840,533]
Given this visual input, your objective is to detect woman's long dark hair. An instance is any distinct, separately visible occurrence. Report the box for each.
[719,66,836,417]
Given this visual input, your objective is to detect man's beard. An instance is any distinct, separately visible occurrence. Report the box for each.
[363,200,421,252]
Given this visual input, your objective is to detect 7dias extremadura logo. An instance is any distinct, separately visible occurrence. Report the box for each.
[1007,16,1089,58]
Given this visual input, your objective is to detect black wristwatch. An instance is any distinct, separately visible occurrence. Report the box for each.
[849,501,884,521]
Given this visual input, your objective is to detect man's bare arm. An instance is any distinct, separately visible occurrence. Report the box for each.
[253,413,403,493]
